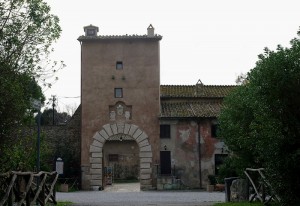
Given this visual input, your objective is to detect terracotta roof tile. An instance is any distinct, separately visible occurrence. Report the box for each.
[160,101,223,118]
[160,84,236,118]
[160,85,236,98]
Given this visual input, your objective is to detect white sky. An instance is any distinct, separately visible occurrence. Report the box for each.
[44,0,300,112]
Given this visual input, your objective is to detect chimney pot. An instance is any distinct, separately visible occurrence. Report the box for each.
[147,24,155,37]
[84,24,99,37]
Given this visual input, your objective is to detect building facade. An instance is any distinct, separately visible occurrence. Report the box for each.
[78,25,235,190]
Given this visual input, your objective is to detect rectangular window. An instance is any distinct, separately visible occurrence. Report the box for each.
[160,125,171,139]
[87,29,95,36]
[114,88,123,98]
[116,61,123,70]
[211,123,219,138]
[109,154,119,162]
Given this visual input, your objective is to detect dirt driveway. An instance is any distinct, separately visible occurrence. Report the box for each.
[56,183,225,206]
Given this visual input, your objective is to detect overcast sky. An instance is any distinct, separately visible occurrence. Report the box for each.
[44,0,300,112]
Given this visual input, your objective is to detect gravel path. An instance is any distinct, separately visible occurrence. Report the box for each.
[56,183,225,206]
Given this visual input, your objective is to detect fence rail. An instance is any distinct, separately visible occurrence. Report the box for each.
[0,171,58,206]
[244,168,280,204]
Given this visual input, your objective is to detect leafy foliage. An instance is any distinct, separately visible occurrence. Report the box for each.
[39,108,71,126]
[0,128,51,172]
[0,0,62,80]
[0,66,44,142]
[219,30,300,205]
[0,0,62,172]
[214,202,279,206]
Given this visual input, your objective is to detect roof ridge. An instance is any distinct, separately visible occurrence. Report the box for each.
[160,84,194,87]
[78,35,163,41]
[160,84,236,87]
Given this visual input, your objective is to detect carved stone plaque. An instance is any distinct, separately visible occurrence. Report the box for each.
[109,102,132,123]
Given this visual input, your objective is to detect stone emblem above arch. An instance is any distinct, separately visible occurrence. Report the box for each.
[89,123,153,190]
[109,101,132,122]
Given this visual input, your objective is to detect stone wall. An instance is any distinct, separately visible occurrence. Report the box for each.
[41,106,81,179]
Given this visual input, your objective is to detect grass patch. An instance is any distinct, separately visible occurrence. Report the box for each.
[214,203,263,206]
[56,201,73,206]
[214,202,279,206]
[46,202,73,206]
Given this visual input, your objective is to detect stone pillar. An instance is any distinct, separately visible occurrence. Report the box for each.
[230,179,248,202]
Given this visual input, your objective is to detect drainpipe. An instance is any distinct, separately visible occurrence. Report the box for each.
[198,120,202,188]
[189,103,202,189]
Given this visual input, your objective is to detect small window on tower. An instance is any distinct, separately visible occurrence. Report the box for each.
[160,125,171,139]
[115,88,123,98]
[86,29,95,36]
[116,61,123,70]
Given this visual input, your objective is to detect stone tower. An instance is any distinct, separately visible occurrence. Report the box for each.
[78,25,162,190]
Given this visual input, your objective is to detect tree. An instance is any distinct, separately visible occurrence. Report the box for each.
[0,0,62,170]
[0,0,62,78]
[0,0,61,135]
[219,31,300,205]
[0,66,44,142]
[235,73,248,85]
[39,108,71,126]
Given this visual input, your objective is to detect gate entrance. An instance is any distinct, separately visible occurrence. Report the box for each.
[88,123,153,190]
[103,140,139,186]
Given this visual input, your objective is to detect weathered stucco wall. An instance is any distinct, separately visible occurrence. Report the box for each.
[160,119,227,189]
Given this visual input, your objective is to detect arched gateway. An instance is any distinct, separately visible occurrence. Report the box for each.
[89,123,153,190]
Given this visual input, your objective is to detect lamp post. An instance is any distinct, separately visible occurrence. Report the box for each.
[37,109,41,172]
[31,99,42,172]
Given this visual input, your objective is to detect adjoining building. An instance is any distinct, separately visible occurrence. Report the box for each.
[77,25,235,190]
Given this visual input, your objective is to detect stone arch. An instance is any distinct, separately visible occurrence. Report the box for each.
[89,123,153,190]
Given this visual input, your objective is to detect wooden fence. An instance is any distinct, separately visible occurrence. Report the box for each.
[0,171,58,206]
[244,168,280,204]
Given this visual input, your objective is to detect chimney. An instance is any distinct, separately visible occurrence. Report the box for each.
[83,24,99,37]
[147,24,154,37]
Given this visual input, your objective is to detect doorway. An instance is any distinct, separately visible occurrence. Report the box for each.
[103,140,140,187]
[160,151,171,175]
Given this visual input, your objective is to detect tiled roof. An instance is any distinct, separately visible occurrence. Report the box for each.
[160,85,236,98]
[78,34,162,41]
[160,84,236,118]
[160,101,223,118]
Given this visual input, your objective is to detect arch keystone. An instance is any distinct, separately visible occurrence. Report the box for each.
[117,123,125,133]
[111,124,118,135]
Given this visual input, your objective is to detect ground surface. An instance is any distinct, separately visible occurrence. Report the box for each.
[56,183,225,206]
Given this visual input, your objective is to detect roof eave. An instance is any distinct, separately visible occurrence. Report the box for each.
[77,35,163,42]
